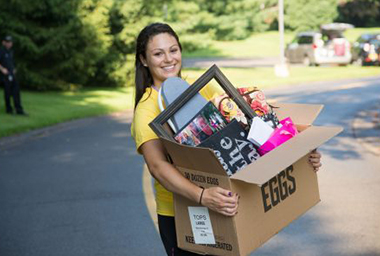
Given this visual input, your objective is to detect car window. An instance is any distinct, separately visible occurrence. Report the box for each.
[298,36,313,45]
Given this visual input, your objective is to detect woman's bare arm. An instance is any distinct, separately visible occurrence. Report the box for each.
[141,139,239,216]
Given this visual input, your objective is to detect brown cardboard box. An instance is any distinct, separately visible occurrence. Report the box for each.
[160,102,343,256]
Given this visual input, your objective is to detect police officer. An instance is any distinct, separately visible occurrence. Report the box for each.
[0,35,26,115]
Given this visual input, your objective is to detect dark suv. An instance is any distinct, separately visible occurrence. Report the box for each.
[351,33,380,66]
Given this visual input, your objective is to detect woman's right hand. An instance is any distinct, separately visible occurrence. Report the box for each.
[201,187,239,216]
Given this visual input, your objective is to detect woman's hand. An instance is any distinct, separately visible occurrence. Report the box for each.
[200,187,239,216]
[141,140,239,217]
[309,149,322,172]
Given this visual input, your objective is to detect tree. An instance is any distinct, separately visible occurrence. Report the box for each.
[336,0,380,27]
[284,0,339,32]
[0,0,110,90]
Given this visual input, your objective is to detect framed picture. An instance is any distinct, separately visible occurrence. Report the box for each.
[173,102,228,146]
[149,65,256,141]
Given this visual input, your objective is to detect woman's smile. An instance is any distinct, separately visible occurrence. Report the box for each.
[141,33,182,87]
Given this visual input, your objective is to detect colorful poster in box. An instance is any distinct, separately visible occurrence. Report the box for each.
[237,87,280,128]
[210,87,280,129]
[211,96,248,125]
[199,120,260,176]
[174,102,228,146]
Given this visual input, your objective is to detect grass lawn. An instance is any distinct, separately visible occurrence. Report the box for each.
[183,31,293,58]
[344,27,380,42]
[2,26,380,139]
[2,65,378,139]
[0,87,133,138]
[182,65,380,89]
[184,27,380,58]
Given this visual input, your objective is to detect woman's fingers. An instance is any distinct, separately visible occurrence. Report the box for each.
[309,149,322,172]
[309,157,322,165]
[203,187,239,216]
[218,202,239,216]
[215,187,234,198]
[220,197,239,216]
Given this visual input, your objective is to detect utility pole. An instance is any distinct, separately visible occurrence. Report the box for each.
[275,0,289,77]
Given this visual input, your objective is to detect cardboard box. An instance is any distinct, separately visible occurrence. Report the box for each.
[160,102,343,256]
[149,65,342,255]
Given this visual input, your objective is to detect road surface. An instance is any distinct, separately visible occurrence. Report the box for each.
[1,76,380,256]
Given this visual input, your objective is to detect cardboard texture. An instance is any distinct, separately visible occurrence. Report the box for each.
[160,102,343,256]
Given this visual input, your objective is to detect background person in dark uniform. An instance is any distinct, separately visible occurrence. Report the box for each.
[0,35,26,115]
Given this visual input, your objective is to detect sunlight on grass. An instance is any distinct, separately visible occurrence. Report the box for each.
[0,87,134,137]
[2,25,380,139]
[344,27,380,43]
[182,66,380,89]
[184,28,380,58]
[185,31,294,58]
[1,65,378,138]
[212,31,294,58]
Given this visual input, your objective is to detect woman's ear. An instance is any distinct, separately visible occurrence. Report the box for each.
[140,55,148,67]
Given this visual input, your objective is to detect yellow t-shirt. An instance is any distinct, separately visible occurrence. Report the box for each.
[131,83,221,217]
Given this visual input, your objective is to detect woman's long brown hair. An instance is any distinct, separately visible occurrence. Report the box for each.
[134,23,182,109]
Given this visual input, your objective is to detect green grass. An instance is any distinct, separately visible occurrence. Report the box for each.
[0,87,133,138]
[184,27,380,58]
[183,31,294,58]
[205,31,294,58]
[2,27,380,139]
[2,65,379,138]
[344,27,380,42]
[182,66,380,89]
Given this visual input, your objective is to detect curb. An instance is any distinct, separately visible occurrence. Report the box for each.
[352,102,380,156]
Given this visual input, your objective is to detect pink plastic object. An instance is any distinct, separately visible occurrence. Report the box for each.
[258,117,298,156]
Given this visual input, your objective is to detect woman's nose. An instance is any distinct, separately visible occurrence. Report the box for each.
[164,52,173,62]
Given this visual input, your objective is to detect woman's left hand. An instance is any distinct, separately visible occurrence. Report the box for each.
[309,149,322,172]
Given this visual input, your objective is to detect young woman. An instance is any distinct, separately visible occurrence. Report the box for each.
[131,23,322,256]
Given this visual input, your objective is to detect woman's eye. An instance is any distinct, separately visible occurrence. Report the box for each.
[154,52,162,56]
[171,48,178,53]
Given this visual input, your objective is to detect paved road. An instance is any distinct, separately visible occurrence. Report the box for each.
[0,113,164,255]
[254,76,380,256]
[1,76,380,256]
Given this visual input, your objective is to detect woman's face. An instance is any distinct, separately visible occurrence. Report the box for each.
[141,33,182,87]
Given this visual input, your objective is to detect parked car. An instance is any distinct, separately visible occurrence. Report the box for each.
[285,23,353,66]
[351,33,380,66]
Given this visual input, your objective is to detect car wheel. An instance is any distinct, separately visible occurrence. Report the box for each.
[303,56,311,66]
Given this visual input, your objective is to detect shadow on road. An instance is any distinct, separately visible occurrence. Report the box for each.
[266,77,380,161]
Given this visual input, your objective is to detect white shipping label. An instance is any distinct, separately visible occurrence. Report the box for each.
[188,207,216,244]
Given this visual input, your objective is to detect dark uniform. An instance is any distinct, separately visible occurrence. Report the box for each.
[0,37,25,115]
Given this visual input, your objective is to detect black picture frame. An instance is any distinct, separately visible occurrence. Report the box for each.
[149,64,256,141]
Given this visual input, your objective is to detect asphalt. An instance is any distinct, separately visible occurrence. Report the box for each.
[184,55,380,156]
[2,100,377,157]
[352,101,380,156]
[1,76,380,256]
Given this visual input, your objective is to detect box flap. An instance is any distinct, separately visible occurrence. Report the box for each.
[273,103,323,125]
[230,125,343,185]
[161,137,228,177]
